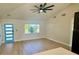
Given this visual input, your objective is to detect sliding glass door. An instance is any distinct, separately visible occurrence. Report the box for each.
[4,24,14,43]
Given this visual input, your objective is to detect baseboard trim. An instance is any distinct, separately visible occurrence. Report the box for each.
[1,37,44,44]
[46,37,70,47]
[14,38,43,42]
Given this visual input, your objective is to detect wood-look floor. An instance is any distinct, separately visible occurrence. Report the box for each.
[0,38,69,55]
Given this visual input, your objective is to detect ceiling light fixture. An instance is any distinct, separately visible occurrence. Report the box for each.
[40,10,43,13]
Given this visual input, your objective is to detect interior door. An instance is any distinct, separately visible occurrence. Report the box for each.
[4,24,14,43]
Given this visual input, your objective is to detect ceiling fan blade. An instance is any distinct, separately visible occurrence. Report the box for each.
[43,3,47,7]
[34,5,39,8]
[40,4,43,7]
[32,9,40,13]
[45,9,52,10]
[40,4,43,10]
[32,10,38,13]
[45,5,54,9]
[43,10,46,13]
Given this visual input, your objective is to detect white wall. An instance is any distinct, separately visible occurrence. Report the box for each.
[1,14,46,42]
[46,4,79,47]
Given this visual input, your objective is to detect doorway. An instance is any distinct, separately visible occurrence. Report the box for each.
[4,24,14,43]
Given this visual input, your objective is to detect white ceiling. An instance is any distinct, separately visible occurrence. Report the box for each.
[0,3,25,18]
[0,3,71,19]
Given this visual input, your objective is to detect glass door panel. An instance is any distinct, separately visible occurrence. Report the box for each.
[4,24,14,43]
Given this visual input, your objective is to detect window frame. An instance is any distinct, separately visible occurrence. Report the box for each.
[24,24,40,34]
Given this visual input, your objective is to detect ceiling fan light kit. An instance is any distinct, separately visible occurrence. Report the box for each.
[40,10,43,13]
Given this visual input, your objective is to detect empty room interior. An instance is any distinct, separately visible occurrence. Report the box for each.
[0,3,79,55]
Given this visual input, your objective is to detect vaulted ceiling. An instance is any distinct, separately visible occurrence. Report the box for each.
[0,3,71,19]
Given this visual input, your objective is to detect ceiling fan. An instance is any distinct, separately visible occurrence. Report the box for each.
[32,3,55,13]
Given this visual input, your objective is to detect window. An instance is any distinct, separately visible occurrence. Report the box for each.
[25,24,40,34]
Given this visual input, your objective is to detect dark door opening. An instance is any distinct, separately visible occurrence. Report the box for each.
[72,12,79,54]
